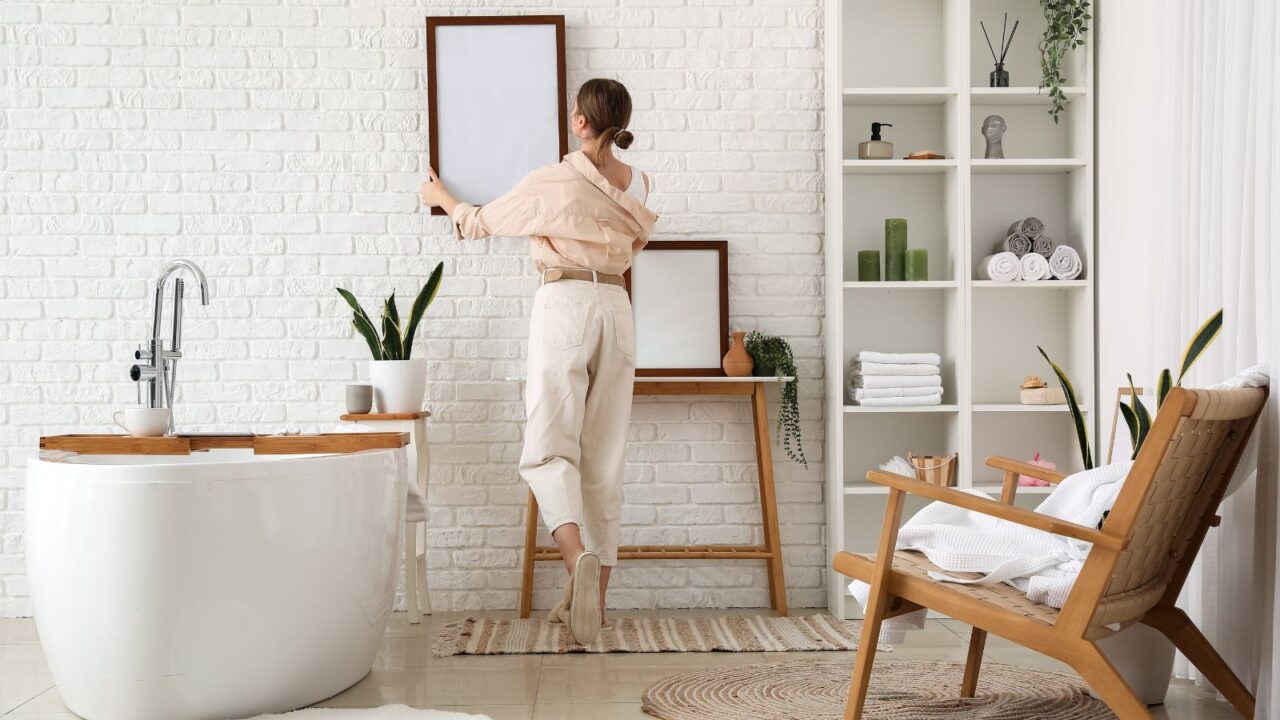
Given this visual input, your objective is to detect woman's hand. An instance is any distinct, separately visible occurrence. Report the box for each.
[419,168,460,214]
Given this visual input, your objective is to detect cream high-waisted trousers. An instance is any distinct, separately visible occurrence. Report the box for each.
[520,277,635,566]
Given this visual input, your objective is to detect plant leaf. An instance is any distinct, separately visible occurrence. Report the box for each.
[351,316,383,360]
[1176,309,1224,385]
[338,288,383,359]
[385,291,400,330]
[402,261,444,361]
[381,305,403,361]
[1156,368,1173,409]
[1038,345,1093,469]
[1119,401,1140,455]
[1128,373,1151,458]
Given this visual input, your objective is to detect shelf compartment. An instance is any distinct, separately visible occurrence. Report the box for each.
[971,411,1089,481]
[844,87,957,106]
[845,101,956,161]
[842,288,961,398]
[843,0,954,88]
[843,172,960,282]
[842,411,960,495]
[970,87,1087,106]
[969,100,1088,160]
[970,171,1089,273]
[970,287,1091,405]
[969,0,1087,89]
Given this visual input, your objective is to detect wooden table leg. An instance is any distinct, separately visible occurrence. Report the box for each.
[751,382,789,616]
[519,489,540,619]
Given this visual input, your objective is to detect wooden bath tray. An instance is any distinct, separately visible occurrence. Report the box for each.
[39,432,409,456]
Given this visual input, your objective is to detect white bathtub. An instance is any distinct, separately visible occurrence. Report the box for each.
[26,447,407,720]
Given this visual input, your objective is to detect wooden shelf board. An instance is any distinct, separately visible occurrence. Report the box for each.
[970,86,1087,106]
[972,403,1090,413]
[844,404,958,414]
[971,280,1089,289]
[970,159,1088,174]
[843,87,956,105]
[843,281,958,290]
[843,159,957,175]
[637,376,794,383]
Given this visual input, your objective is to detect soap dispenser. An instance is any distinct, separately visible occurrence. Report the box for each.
[858,122,895,160]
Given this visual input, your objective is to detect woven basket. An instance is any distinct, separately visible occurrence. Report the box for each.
[908,453,958,487]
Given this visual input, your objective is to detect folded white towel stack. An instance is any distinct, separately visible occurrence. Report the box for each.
[847,352,943,406]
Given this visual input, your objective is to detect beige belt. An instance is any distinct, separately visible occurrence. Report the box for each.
[541,267,626,289]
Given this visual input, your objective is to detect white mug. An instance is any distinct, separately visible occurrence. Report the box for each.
[113,408,171,437]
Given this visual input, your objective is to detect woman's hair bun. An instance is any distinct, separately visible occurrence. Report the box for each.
[613,129,634,150]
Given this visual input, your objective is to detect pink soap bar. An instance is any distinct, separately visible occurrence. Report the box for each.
[1018,455,1056,487]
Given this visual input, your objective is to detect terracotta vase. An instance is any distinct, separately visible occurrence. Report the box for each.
[722,331,754,377]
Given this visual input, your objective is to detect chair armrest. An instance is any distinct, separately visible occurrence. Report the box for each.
[986,456,1068,484]
[866,470,1123,550]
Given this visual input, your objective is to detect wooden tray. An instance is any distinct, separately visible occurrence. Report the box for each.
[39,433,409,456]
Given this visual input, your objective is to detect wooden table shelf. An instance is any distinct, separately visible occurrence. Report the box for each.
[519,376,793,617]
[39,432,409,456]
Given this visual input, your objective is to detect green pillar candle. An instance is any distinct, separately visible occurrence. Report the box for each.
[857,250,881,281]
[906,249,929,281]
[884,218,907,281]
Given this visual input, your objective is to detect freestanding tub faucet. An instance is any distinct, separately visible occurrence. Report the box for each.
[130,259,210,433]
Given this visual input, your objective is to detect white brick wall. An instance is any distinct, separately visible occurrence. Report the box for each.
[0,0,827,617]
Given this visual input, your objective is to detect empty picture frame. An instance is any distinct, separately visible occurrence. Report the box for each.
[626,241,730,377]
[426,16,568,216]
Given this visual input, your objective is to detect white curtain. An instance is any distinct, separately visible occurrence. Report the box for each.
[1141,0,1280,716]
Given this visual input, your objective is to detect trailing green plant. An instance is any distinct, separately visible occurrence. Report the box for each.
[1039,0,1091,124]
[745,331,805,466]
[337,262,444,361]
[1039,308,1224,469]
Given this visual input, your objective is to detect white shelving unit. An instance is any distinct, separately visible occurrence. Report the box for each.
[823,0,1096,616]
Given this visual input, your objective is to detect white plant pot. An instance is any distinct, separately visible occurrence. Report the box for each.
[368,359,427,414]
[1095,623,1177,705]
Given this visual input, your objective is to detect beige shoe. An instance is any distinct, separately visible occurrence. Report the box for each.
[566,551,602,645]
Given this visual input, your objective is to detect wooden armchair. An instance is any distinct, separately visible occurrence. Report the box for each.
[833,386,1269,720]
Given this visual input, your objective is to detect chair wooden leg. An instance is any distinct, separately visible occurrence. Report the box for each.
[1070,643,1152,720]
[845,591,888,720]
[1143,607,1255,718]
[961,628,987,698]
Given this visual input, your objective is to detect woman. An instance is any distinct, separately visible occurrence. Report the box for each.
[419,78,657,645]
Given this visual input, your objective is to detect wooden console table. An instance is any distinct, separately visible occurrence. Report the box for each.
[518,376,793,618]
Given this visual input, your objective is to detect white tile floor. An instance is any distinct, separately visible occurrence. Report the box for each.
[0,611,1243,719]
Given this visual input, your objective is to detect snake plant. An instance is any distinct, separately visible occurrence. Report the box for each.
[1040,308,1223,469]
[337,261,444,360]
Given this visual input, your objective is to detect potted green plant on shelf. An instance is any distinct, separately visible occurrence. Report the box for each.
[337,261,444,414]
[744,331,805,466]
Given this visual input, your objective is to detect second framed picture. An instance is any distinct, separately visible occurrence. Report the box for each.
[625,240,730,377]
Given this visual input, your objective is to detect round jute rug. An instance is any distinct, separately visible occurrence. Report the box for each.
[641,658,1116,720]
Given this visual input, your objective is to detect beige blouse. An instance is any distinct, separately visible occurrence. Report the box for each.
[450,151,658,275]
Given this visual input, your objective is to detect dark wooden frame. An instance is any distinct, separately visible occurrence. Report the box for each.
[624,240,730,377]
[425,15,568,216]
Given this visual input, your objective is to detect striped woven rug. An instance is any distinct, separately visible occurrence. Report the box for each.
[432,614,863,657]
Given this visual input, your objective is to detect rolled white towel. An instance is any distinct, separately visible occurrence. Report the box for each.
[1033,234,1056,257]
[1020,251,1050,281]
[855,386,946,400]
[855,351,941,366]
[854,374,943,389]
[977,252,1022,281]
[858,392,943,407]
[1049,245,1083,280]
[855,361,940,376]
[1009,217,1045,238]
[1000,233,1033,257]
